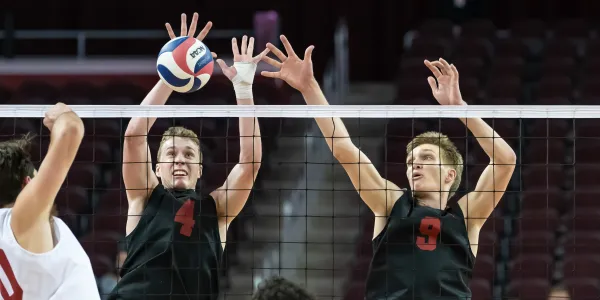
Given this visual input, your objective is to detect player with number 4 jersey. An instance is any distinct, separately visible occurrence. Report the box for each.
[109,13,267,300]
[0,103,99,300]
[259,37,517,299]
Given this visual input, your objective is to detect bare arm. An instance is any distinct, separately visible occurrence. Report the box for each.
[424,58,517,254]
[261,36,402,217]
[458,116,516,228]
[212,36,268,229]
[302,80,402,216]
[211,98,262,228]
[11,109,84,253]
[122,81,171,204]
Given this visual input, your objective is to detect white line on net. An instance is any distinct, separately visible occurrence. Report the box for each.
[0,105,597,118]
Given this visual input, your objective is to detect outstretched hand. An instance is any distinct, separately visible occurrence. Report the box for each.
[216,36,270,81]
[165,13,217,59]
[261,35,316,93]
[424,58,465,106]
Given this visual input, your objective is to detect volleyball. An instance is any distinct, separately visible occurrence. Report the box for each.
[157,36,214,93]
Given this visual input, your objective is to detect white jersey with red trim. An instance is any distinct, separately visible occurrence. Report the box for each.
[0,208,100,300]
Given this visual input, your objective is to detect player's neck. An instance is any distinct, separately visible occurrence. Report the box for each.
[413,192,448,210]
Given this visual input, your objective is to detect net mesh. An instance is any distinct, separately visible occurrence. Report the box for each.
[1,105,593,299]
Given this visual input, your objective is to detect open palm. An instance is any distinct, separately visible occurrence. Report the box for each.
[261,35,315,93]
[215,35,270,81]
[424,58,463,106]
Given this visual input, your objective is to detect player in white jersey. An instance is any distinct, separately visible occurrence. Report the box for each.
[0,103,100,300]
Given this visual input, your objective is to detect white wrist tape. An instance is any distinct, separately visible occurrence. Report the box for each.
[232,62,257,99]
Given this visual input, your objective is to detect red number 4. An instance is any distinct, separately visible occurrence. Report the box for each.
[174,199,196,237]
[0,249,23,299]
[416,217,441,251]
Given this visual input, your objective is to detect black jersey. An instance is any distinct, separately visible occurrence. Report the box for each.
[365,190,474,300]
[108,184,222,300]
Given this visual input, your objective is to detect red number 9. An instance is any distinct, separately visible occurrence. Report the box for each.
[416,217,441,251]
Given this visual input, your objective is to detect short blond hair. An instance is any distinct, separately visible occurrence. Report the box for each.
[157,126,202,162]
[406,131,463,198]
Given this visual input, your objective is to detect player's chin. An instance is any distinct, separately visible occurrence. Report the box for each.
[172,178,189,190]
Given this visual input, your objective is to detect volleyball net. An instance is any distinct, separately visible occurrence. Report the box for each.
[1,104,595,300]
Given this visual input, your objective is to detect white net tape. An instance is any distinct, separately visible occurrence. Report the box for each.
[2,105,599,118]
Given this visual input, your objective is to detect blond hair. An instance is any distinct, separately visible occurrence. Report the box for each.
[158,126,202,162]
[406,131,463,198]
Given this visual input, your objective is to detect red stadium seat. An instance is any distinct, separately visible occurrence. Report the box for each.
[516,210,560,232]
[510,19,547,39]
[562,232,600,256]
[89,207,128,235]
[405,37,451,60]
[511,230,556,255]
[572,166,600,190]
[522,138,567,165]
[520,188,563,213]
[563,209,600,232]
[521,165,565,190]
[58,81,99,105]
[539,56,577,78]
[494,39,528,58]
[563,255,600,279]
[573,139,600,164]
[66,164,101,188]
[451,57,484,78]
[564,278,600,300]
[88,254,114,277]
[505,278,551,299]
[525,119,571,139]
[399,57,435,79]
[488,57,525,79]
[570,191,600,212]
[55,186,89,214]
[534,76,573,104]
[574,119,600,138]
[453,38,493,60]
[469,278,493,300]
[472,254,495,281]
[508,254,554,280]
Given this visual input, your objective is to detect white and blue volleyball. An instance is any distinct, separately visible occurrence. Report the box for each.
[157,36,214,93]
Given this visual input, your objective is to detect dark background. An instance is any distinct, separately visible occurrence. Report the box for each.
[4,0,600,81]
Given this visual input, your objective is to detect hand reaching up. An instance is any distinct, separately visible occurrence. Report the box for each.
[165,13,216,59]
[424,58,465,106]
[216,35,270,81]
[261,35,316,94]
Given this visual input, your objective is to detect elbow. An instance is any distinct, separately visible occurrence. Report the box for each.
[239,152,262,170]
[494,148,517,167]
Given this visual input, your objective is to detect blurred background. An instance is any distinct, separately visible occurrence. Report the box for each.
[3,0,600,299]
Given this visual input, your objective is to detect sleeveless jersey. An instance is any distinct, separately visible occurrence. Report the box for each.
[0,208,99,300]
[109,184,222,300]
[365,191,474,300]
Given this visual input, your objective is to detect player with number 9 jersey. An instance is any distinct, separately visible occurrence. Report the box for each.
[263,45,518,299]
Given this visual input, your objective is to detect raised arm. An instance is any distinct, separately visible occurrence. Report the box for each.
[11,103,84,253]
[425,59,516,253]
[123,14,213,213]
[261,36,402,217]
[212,36,269,231]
